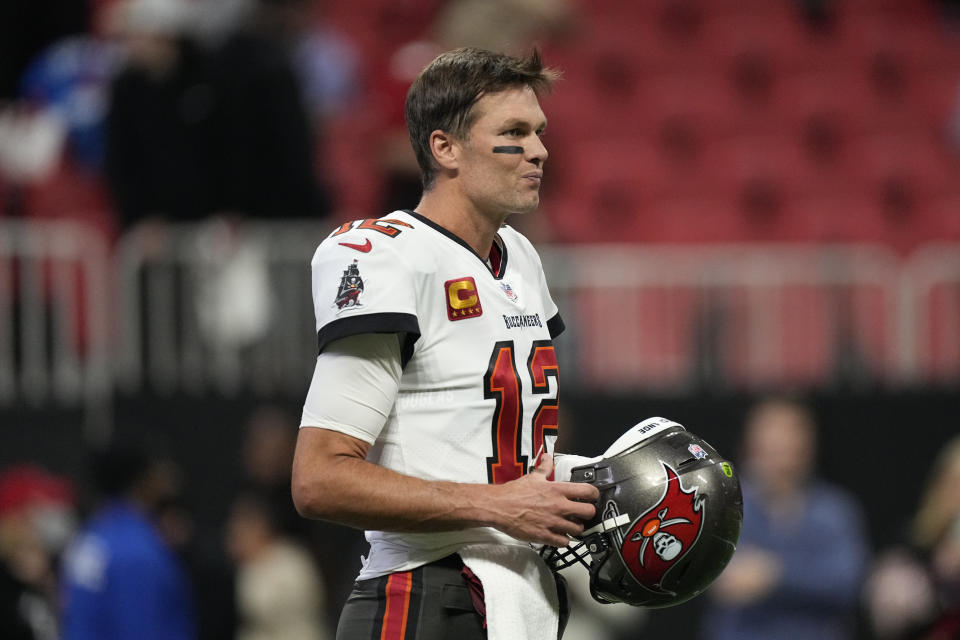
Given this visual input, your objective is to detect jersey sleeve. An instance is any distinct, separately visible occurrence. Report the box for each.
[300,333,402,444]
[310,237,421,354]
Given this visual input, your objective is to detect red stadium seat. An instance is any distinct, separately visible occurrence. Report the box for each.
[849,133,958,208]
[584,2,712,74]
[926,196,960,243]
[835,0,939,31]
[833,12,956,73]
[640,194,745,243]
[706,133,855,201]
[640,74,744,140]
[699,10,838,75]
[540,139,684,242]
[795,188,947,254]
[913,70,960,125]
[774,70,877,137]
[796,194,887,244]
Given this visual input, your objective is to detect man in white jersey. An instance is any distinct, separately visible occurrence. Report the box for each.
[292,48,599,640]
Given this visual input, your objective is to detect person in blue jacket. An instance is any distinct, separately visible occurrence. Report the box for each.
[701,397,869,640]
[61,444,195,640]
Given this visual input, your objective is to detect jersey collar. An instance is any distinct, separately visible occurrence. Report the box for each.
[404,210,509,279]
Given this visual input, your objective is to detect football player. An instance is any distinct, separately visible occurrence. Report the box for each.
[292,48,598,640]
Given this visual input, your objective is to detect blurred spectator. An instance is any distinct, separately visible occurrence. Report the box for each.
[61,444,195,640]
[242,0,357,124]
[238,404,364,637]
[19,29,121,174]
[701,397,869,640]
[104,0,219,229]
[105,0,328,230]
[864,435,960,639]
[0,466,76,640]
[226,491,329,640]
[239,405,303,538]
[3,2,123,235]
[0,105,67,192]
[206,0,330,220]
[241,0,358,215]
[433,0,572,55]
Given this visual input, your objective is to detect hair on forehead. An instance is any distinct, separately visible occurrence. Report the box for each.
[421,47,559,100]
[405,47,559,190]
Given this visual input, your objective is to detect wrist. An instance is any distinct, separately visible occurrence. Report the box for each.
[447,481,505,530]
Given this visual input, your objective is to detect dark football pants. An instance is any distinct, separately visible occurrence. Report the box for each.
[335,553,569,640]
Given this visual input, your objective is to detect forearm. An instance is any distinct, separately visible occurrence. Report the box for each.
[291,426,598,547]
[292,450,503,533]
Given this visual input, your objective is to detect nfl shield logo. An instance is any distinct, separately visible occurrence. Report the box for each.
[499,282,519,303]
[687,443,708,460]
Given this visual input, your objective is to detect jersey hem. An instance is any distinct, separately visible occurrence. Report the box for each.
[298,422,377,445]
[356,535,533,580]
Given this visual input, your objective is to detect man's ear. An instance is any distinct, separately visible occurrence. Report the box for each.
[429,130,460,171]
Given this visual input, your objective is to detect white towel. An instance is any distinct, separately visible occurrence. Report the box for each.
[458,543,559,640]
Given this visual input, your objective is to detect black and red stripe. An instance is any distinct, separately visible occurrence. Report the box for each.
[370,568,423,640]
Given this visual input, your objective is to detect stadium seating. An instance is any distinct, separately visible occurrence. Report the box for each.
[315,0,960,250]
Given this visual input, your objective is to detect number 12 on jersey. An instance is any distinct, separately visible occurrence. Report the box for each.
[483,340,559,484]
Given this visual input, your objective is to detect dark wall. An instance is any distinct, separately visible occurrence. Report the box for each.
[6,391,953,542]
[1,389,957,639]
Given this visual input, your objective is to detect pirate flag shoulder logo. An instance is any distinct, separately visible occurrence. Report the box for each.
[334,259,364,310]
[619,463,704,595]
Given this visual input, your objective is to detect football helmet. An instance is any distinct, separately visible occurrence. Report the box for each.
[544,417,742,608]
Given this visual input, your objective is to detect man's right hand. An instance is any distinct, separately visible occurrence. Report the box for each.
[486,453,600,547]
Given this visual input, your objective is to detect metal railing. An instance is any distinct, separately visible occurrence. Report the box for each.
[0,220,111,441]
[541,244,905,391]
[900,244,960,384]
[113,218,329,398]
[1,218,958,439]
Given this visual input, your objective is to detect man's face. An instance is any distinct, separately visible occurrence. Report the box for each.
[454,86,548,219]
[744,404,815,494]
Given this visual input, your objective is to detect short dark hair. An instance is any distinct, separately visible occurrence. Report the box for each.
[405,47,559,190]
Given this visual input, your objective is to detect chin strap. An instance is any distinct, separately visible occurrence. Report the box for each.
[580,512,631,537]
[552,453,603,482]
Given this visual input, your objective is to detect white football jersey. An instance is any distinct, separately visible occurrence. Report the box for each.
[307,210,564,578]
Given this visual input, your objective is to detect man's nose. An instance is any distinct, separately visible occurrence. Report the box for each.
[528,135,548,165]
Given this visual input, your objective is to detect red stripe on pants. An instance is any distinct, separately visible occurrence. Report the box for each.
[380,571,413,640]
